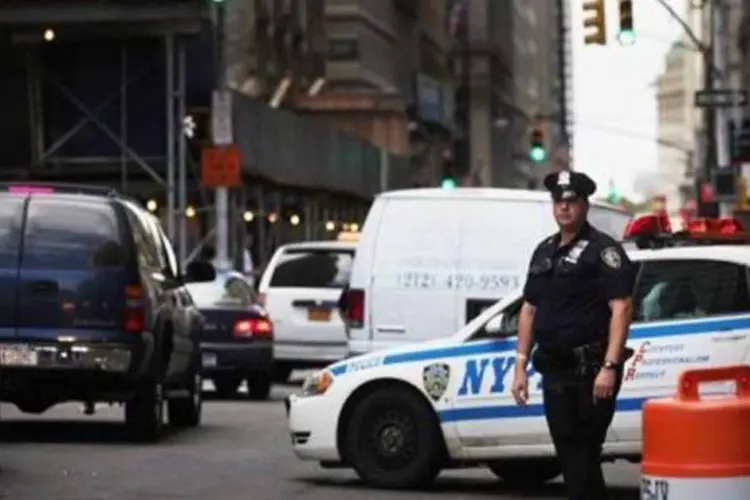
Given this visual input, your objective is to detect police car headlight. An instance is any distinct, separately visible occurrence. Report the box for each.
[301,370,334,397]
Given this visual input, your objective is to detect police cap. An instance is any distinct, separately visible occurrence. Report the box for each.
[543,171,597,202]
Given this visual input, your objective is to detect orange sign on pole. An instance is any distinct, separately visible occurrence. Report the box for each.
[201,145,241,188]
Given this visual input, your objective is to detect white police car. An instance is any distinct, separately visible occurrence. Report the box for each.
[286,214,750,489]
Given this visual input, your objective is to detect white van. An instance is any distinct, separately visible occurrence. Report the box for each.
[344,188,631,355]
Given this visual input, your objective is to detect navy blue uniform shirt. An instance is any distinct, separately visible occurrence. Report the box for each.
[522,222,637,349]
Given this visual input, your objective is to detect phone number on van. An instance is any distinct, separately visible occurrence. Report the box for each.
[395,271,521,292]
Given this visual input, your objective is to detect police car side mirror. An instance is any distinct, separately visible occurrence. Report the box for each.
[485,314,504,335]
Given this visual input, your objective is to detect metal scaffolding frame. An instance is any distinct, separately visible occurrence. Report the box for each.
[22,33,191,258]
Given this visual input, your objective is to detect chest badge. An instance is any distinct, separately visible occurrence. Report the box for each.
[422,363,451,402]
[601,246,622,269]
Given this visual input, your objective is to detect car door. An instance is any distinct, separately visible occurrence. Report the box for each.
[449,298,549,452]
[147,216,193,377]
[613,258,750,442]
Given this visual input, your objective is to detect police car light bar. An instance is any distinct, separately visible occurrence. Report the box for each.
[623,214,749,248]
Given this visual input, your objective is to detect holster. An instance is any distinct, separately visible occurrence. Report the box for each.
[532,342,635,376]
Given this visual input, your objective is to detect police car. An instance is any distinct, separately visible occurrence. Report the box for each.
[286,214,750,489]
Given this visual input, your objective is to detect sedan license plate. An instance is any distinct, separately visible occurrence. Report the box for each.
[202,353,217,368]
[307,308,331,322]
[0,346,38,367]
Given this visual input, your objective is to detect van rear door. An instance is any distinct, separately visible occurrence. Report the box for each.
[15,196,129,342]
[368,198,461,347]
[458,199,557,324]
[0,195,27,340]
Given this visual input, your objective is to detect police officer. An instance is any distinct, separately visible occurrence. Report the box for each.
[510,171,636,500]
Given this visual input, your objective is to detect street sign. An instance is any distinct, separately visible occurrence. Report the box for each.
[201,145,241,188]
[694,89,748,108]
[211,90,233,145]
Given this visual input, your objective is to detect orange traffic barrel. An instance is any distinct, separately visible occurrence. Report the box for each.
[641,365,750,499]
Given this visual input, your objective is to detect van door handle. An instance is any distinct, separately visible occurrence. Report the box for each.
[26,280,58,294]
[375,325,406,334]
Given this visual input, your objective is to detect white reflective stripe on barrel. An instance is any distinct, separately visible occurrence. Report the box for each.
[640,475,750,500]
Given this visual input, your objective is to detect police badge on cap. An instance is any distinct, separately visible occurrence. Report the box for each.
[543,171,597,202]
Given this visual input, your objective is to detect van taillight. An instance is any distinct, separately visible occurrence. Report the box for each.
[233,318,273,339]
[124,285,145,333]
[346,289,365,328]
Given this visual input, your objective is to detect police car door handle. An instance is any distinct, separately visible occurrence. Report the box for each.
[375,325,406,334]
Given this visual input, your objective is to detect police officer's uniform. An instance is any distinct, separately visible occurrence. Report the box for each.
[522,171,636,500]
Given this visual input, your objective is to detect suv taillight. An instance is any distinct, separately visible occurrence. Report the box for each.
[233,318,273,339]
[345,289,365,328]
[124,285,145,333]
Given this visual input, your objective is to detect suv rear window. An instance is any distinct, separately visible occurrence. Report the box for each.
[22,197,124,269]
[269,249,354,288]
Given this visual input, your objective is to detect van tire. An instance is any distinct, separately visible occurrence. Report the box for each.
[168,370,202,427]
[487,459,561,487]
[125,379,165,442]
[344,387,442,489]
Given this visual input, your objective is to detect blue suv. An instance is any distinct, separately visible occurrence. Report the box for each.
[0,183,209,441]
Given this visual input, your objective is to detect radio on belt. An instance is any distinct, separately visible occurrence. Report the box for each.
[641,365,750,499]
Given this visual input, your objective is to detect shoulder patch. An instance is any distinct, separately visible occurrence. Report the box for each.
[600,246,622,269]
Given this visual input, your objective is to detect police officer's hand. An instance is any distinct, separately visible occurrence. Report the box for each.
[511,369,529,406]
[593,368,616,401]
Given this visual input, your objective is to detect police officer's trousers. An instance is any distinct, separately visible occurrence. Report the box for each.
[542,368,623,500]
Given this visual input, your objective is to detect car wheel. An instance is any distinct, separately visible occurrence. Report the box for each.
[487,459,561,488]
[125,379,166,442]
[344,387,443,489]
[168,370,202,427]
[213,375,242,396]
[247,372,272,400]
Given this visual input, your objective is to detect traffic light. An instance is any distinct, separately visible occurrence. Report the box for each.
[606,181,621,204]
[529,126,546,163]
[440,151,458,188]
[582,0,607,46]
[618,0,635,45]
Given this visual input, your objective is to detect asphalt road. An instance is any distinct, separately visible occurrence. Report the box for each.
[0,382,641,500]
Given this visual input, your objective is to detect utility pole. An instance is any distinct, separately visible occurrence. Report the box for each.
[212,0,232,269]
[713,0,731,174]
[556,0,569,143]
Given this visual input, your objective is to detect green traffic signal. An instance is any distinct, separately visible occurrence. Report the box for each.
[440,178,458,189]
[529,146,547,163]
[618,29,635,46]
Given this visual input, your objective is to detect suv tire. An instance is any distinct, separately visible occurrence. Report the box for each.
[168,370,202,427]
[126,379,165,442]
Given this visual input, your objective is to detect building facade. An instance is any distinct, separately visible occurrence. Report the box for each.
[511,0,572,187]
[225,0,453,188]
[445,0,572,188]
[656,0,742,211]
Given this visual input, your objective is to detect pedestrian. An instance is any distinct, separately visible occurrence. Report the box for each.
[510,170,637,500]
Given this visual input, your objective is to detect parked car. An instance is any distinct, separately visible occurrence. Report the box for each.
[185,270,274,400]
[0,183,210,441]
[257,240,355,383]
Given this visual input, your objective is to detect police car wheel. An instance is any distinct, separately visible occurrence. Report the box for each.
[344,387,443,489]
[487,459,561,488]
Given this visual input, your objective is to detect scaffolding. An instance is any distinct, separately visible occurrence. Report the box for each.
[0,2,410,270]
